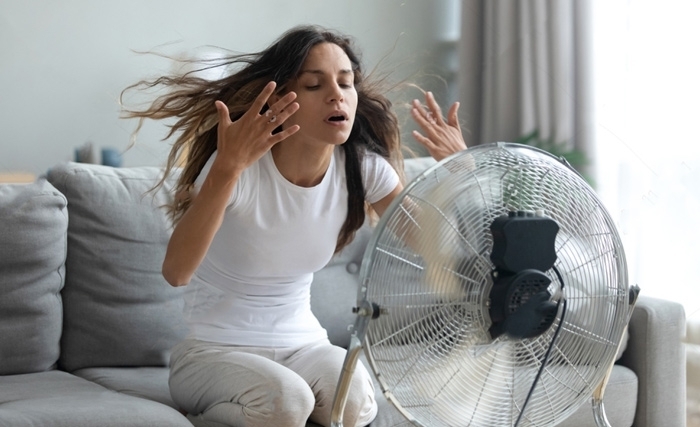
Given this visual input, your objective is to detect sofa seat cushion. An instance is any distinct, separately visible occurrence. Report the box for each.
[0,179,67,375]
[363,357,636,427]
[46,162,189,371]
[554,364,637,427]
[0,370,191,427]
[73,366,176,409]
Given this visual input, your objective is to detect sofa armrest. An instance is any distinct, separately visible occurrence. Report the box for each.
[618,295,686,427]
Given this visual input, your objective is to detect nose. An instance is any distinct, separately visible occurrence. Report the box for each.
[327,83,344,103]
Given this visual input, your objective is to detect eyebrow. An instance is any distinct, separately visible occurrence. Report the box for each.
[299,69,353,76]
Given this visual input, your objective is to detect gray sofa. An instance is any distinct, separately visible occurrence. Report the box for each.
[0,158,686,427]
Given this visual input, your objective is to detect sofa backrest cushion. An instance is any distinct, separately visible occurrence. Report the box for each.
[311,224,372,348]
[46,162,188,372]
[0,179,67,375]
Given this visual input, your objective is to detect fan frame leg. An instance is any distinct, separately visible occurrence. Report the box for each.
[330,303,373,427]
[592,399,612,427]
[590,285,641,427]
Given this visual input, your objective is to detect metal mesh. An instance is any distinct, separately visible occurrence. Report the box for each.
[359,143,629,427]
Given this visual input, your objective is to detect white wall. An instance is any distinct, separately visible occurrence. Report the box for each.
[0,0,460,175]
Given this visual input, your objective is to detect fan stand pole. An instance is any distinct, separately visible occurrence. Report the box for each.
[330,303,373,427]
[592,358,616,427]
[590,285,641,427]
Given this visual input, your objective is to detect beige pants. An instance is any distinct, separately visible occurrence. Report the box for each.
[169,338,377,427]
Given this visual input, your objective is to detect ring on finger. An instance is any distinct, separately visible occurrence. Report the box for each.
[265,109,277,123]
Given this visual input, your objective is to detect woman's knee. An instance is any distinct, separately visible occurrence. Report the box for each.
[264,375,316,425]
[343,371,378,427]
[168,341,316,426]
[293,344,377,426]
[175,371,316,427]
[323,364,377,427]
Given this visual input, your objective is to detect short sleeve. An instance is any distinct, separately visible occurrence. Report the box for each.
[361,152,400,204]
[194,151,239,206]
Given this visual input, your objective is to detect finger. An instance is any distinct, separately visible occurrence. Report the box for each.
[447,102,461,129]
[269,91,298,115]
[214,100,232,126]
[265,102,299,127]
[265,92,298,124]
[411,99,431,123]
[424,92,445,125]
[268,124,301,145]
[411,129,436,150]
[411,101,432,128]
[275,101,300,123]
[249,81,277,117]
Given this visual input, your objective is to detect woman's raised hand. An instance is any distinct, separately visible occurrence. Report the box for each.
[213,81,300,174]
[410,91,466,161]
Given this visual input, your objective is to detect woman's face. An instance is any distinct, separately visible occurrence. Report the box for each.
[280,42,358,146]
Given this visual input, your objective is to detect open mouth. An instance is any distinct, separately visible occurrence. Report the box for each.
[326,112,349,123]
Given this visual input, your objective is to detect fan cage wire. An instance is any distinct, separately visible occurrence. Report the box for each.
[358,143,629,427]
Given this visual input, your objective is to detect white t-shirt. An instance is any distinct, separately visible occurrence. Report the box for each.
[183,146,399,347]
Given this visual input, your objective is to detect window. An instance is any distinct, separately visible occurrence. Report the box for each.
[593,0,700,320]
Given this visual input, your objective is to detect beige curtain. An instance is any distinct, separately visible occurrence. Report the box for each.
[457,0,594,173]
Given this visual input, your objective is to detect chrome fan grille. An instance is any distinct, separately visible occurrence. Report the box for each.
[359,143,629,427]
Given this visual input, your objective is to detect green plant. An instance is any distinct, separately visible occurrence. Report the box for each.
[515,130,593,186]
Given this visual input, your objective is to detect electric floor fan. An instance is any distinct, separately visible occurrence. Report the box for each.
[331,142,638,427]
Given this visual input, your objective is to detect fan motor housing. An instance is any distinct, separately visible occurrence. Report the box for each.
[488,211,560,339]
[490,211,559,272]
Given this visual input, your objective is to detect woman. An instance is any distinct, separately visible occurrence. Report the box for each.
[122,25,465,427]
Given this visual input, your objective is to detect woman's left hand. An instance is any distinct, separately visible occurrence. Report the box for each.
[410,91,467,161]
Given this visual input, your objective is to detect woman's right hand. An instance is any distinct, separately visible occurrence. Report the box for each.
[212,81,300,176]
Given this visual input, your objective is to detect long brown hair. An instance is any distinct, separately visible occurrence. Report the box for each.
[121,25,403,252]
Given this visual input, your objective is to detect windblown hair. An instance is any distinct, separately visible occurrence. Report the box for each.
[121,25,404,252]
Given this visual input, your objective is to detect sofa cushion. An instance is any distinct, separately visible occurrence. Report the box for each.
[46,162,189,372]
[0,370,191,427]
[554,364,637,427]
[620,295,686,427]
[0,179,67,375]
[311,224,372,348]
[363,362,636,427]
[73,366,176,409]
